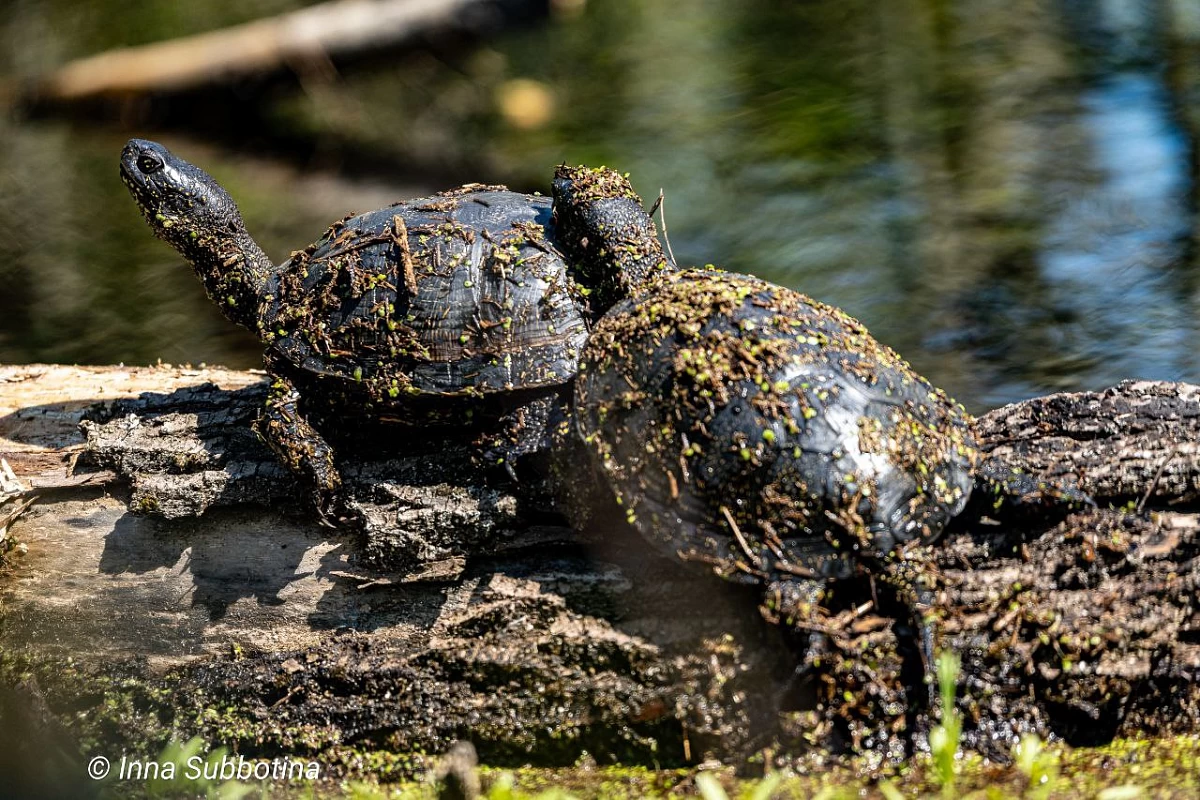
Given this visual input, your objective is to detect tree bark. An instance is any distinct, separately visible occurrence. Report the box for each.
[1,365,1198,777]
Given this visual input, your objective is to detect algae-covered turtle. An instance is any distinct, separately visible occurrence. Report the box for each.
[553,170,1090,680]
[573,269,976,595]
[119,140,670,523]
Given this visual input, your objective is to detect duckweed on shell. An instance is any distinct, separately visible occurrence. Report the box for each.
[574,268,979,582]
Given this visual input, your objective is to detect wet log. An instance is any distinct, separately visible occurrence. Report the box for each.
[1,365,1198,779]
[974,380,1200,508]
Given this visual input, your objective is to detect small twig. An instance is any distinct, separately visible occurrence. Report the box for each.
[654,188,677,266]
[648,190,663,217]
[392,214,418,293]
[1137,445,1178,515]
[270,684,303,709]
[720,505,756,564]
[320,231,392,261]
[1,496,38,552]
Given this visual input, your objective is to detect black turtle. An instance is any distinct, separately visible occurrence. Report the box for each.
[573,268,976,597]
[119,140,671,524]
[552,172,1091,689]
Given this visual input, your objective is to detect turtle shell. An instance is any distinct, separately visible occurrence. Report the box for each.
[264,187,589,399]
[574,269,978,582]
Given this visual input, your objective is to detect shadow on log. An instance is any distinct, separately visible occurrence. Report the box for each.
[1,365,1198,778]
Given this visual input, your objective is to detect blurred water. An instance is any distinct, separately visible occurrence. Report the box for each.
[1,0,1198,412]
[1035,73,1194,398]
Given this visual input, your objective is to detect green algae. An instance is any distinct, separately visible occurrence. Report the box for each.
[268,739,1200,799]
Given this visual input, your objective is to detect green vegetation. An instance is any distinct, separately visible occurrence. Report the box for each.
[928,651,963,797]
[86,731,1200,799]
[4,644,1196,799]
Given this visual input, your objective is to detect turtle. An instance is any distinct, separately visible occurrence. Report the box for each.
[571,268,977,611]
[550,169,1092,699]
[119,140,671,524]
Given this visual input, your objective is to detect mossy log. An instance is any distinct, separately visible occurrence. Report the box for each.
[1,365,1198,789]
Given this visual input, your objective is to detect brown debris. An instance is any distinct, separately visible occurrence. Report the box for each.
[392,214,418,294]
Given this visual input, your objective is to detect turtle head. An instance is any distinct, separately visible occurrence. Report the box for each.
[121,139,276,332]
[551,164,675,319]
[120,139,246,250]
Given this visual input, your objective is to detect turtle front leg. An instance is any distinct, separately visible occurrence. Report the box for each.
[761,578,837,705]
[879,544,943,718]
[253,371,350,528]
[476,395,561,482]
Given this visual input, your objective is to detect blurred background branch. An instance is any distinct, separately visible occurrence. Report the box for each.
[16,0,540,102]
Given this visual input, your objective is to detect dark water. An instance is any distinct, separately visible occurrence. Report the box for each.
[1,0,1198,412]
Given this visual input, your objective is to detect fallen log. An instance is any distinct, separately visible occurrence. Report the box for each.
[0,364,1197,782]
[0,364,797,786]
[13,0,549,105]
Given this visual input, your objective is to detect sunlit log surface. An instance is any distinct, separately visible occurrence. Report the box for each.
[0,364,1197,781]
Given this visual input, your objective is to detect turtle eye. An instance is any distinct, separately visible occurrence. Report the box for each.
[137,153,164,174]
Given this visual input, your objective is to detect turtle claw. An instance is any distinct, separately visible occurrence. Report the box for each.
[315,510,339,530]
[475,442,520,484]
[311,494,341,529]
[312,490,366,531]
[337,498,368,530]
